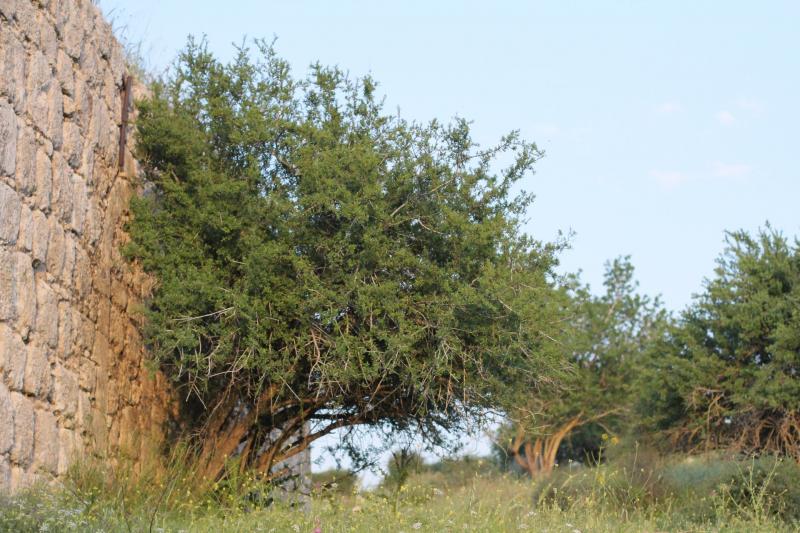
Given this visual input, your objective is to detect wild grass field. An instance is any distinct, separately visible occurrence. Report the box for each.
[2,451,798,532]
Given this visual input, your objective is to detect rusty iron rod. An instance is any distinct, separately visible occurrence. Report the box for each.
[118,74,132,170]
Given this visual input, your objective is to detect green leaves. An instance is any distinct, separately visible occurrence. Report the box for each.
[126,39,564,458]
[638,227,800,457]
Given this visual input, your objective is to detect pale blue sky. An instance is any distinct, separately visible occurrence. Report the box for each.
[100,0,800,478]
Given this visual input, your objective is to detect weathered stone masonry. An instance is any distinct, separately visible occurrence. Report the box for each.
[0,0,175,491]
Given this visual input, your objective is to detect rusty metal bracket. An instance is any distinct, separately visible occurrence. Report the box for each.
[118,74,133,171]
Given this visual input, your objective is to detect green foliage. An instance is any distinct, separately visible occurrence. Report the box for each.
[422,454,499,485]
[500,257,667,468]
[637,227,800,457]
[126,37,565,472]
[534,449,800,524]
[311,469,359,496]
[557,257,667,458]
[383,449,426,488]
[664,455,800,523]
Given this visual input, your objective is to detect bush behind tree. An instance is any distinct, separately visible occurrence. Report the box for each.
[500,257,667,476]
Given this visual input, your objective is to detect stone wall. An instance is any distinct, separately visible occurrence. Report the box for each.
[0,0,176,491]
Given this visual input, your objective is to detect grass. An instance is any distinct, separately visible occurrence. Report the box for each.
[1,453,798,532]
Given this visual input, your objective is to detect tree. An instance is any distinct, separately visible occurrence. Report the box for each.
[637,227,800,459]
[125,38,566,483]
[503,258,666,476]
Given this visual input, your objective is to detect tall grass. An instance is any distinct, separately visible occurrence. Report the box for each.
[1,451,798,532]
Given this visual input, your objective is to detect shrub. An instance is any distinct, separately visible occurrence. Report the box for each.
[311,469,359,495]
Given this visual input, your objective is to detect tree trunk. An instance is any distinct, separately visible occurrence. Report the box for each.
[511,415,582,477]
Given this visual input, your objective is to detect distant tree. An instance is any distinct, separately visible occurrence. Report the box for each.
[126,38,566,483]
[502,258,666,476]
[637,227,800,459]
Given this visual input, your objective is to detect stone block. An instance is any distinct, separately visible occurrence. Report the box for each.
[73,246,91,297]
[13,0,37,43]
[105,375,119,416]
[92,100,114,165]
[14,126,36,195]
[31,209,48,265]
[9,465,35,492]
[0,250,13,321]
[11,251,36,338]
[109,305,125,355]
[0,0,17,20]
[38,14,59,66]
[33,147,52,212]
[33,409,58,474]
[53,364,78,418]
[0,99,17,176]
[88,406,107,451]
[0,383,13,454]
[110,278,128,311]
[51,153,73,224]
[0,250,32,333]
[0,30,26,114]
[77,389,92,430]
[61,93,76,120]
[23,344,51,398]
[91,331,109,367]
[9,392,34,466]
[95,297,110,338]
[95,12,113,60]
[58,6,84,61]
[0,181,21,244]
[60,232,75,286]
[56,49,75,97]
[26,51,52,131]
[117,406,140,457]
[0,456,9,489]
[0,325,26,392]
[76,314,94,355]
[45,215,65,277]
[101,69,119,119]
[25,46,63,150]
[47,80,64,150]
[17,204,32,253]
[69,174,87,235]
[62,121,82,169]
[35,279,59,349]
[85,201,101,247]
[56,301,75,359]
[109,50,126,91]
[80,48,101,88]
[57,426,78,474]
[71,73,91,130]
[78,354,96,392]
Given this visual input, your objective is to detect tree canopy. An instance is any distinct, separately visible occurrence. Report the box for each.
[125,39,566,481]
[637,227,800,459]
[502,258,667,475]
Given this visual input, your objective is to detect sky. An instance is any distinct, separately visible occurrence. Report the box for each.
[98,0,800,481]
